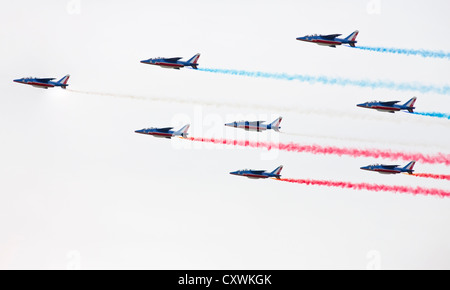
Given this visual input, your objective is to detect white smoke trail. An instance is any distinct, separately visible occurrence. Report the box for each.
[67,89,450,128]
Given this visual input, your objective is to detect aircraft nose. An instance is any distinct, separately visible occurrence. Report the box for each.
[135,129,143,134]
[224,123,233,127]
[13,78,21,83]
[360,166,370,171]
[356,103,366,108]
[296,36,306,41]
[140,60,148,64]
[229,171,238,176]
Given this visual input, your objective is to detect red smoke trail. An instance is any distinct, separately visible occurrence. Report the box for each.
[412,173,450,181]
[186,137,450,166]
[276,178,450,198]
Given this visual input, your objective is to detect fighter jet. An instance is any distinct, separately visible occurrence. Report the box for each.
[134,124,190,139]
[360,161,416,175]
[230,166,283,179]
[13,75,70,89]
[140,53,200,69]
[296,30,359,48]
[357,97,417,113]
[225,117,282,132]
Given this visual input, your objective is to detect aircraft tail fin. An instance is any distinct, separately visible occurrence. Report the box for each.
[186,53,200,69]
[268,116,283,132]
[403,161,416,174]
[344,30,359,47]
[403,97,417,113]
[270,165,283,178]
[57,74,70,89]
[175,124,190,138]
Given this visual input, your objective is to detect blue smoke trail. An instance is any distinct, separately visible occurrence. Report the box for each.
[351,46,450,60]
[198,68,450,95]
[413,112,450,120]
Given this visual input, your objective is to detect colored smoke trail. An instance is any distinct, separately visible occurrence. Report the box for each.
[281,131,448,150]
[276,178,450,198]
[413,111,450,120]
[185,137,450,166]
[198,68,450,95]
[411,173,450,181]
[352,46,450,60]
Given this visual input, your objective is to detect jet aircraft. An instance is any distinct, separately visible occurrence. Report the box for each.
[135,124,190,139]
[225,117,282,132]
[357,97,417,113]
[296,30,359,47]
[13,75,70,89]
[229,166,283,179]
[140,53,200,69]
[360,161,416,175]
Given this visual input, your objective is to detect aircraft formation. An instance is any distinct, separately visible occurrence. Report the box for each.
[13,31,435,183]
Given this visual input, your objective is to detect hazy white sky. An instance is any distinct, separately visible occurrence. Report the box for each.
[0,0,449,269]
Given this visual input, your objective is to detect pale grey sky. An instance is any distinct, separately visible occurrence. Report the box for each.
[0,0,449,269]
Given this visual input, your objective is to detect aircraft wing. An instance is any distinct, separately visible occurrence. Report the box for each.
[381,165,400,168]
[249,170,266,174]
[379,101,400,106]
[157,127,174,132]
[321,34,341,40]
[35,78,55,83]
[248,121,266,124]
[164,57,183,63]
